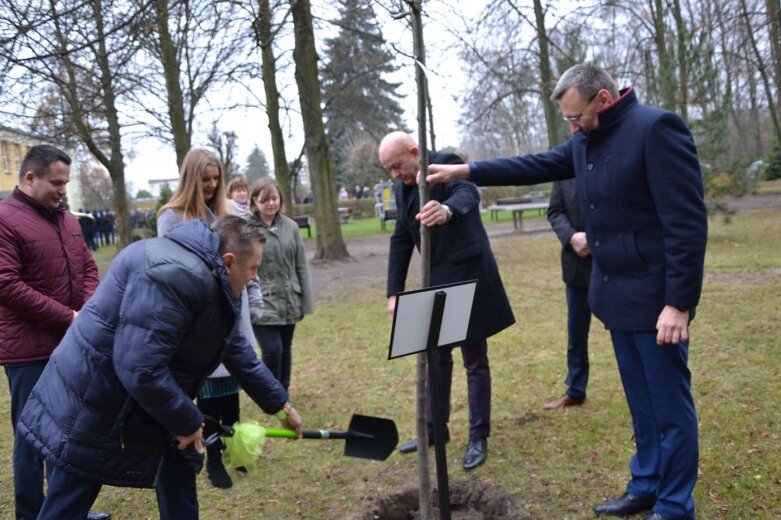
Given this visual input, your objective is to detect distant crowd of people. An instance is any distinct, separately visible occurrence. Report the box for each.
[74,210,116,251]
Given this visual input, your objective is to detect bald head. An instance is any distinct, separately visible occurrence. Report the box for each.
[378,131,420,185]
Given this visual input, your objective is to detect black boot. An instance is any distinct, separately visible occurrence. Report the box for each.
[398,426,449,454]
[206,444,233,489]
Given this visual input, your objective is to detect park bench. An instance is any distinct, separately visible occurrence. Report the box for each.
[486,196,549,231]
[292,215,311,238]
[338,207,353,224]
[380,207,397,231]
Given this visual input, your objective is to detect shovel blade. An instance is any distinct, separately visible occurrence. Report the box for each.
[344,414,398,461]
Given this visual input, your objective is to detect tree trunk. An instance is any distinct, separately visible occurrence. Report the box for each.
[289,0,349,260]
[767,0,781,113]
[153,0,190,168]
[651,0,677,111]
[90,0,130,247]
[671,0,689,123]
[410,1,433,517]
[533,0,567,147]
[426,89,436,151]
[255,0,292,208]
[740,0,781,146]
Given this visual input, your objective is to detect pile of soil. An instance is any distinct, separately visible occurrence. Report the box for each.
[355,478,522,520]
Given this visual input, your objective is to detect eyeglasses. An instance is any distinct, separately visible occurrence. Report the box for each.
[561,91,599,124]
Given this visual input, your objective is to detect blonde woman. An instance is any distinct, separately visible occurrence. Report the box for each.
[248,178,313,392]
[157,148,227,230]
[157,148,244,489]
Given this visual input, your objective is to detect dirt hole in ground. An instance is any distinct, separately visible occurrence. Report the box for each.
[357,478,520,519]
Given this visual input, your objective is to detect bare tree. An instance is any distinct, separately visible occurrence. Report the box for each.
[740,0,781,145]
[290,0,349,261]
[251,0,294,209]
[207,122,241,181]
[136,0,248,167]
[0,0,145,247]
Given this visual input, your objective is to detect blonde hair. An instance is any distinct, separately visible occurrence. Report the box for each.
[249,178,284,217]
[227,176,249,197]
[159,148,228,221]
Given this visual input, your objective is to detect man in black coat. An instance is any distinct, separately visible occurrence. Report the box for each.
[378,131,515,471]
[543,178,593,410]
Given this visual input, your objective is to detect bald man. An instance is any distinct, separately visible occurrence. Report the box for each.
[379,132,515,471]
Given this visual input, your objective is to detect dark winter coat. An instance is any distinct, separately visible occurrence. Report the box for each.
[0,188,98,364]
[18,220,287,488]
[387,151,515,344]
[468,89,708,330]
[547,179,592,288]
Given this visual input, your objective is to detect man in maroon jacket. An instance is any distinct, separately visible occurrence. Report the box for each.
[0,145,108,520]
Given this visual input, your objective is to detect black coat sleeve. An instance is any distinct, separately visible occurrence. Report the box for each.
[547,181,577,249]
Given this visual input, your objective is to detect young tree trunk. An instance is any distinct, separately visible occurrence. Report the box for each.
[410,1,433,517]
[152,0,190,168]
[426,89,436,151]
[255,0,292,208]
[289,0,349,260]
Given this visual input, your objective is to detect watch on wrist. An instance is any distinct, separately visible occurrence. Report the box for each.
[675,306,688,312]
[441,204,453,222]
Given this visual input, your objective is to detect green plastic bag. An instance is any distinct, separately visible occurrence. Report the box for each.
[223,421,268,474]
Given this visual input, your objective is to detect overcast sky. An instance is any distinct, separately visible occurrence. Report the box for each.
[124,1,483,193]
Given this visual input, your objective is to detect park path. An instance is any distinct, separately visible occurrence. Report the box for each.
[306,217,552,305]
[306,187,781,305]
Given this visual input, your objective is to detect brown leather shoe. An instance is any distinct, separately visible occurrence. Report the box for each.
[543,394,585,410]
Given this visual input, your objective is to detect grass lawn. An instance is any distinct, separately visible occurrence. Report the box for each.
[0,208,779,518]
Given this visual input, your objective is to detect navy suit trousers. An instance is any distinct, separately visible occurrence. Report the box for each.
[611,330,698,520]
[564,284,592,399]
[426,339,490,440]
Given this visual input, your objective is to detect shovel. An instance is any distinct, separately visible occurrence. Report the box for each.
[204,413,398,461]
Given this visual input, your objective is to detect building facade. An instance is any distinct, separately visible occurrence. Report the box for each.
[0,126,83,208]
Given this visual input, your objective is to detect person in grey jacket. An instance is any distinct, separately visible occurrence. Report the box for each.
[247,178,313,392]
[19,216,302,519]
[543,178,593,410]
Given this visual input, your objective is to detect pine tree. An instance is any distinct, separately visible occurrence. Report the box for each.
[244,145,271,185]
[321,0,406,188]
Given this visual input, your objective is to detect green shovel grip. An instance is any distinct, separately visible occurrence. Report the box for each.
[263,428,298,438]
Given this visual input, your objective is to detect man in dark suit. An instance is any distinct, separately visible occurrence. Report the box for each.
[426,64,707,520]
[544,178,593,410]
[378,131,515,471]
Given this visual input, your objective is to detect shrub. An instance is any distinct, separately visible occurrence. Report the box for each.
[764,143,781,181]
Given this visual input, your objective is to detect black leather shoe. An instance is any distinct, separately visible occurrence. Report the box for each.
[593,493,655,516]
[462,437,487,471]
[398,427,449,454]
[87,512,112,520]
[643,513,667,520]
